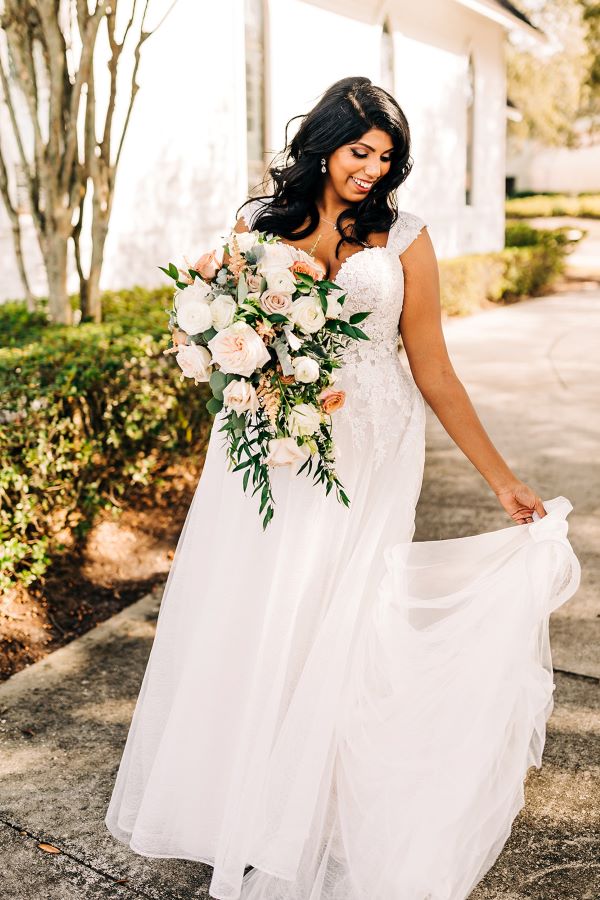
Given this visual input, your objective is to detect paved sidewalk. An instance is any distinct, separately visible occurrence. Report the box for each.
[1,290,599,899]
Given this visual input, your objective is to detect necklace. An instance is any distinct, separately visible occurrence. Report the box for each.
[308,213,338,257]
[320,214,338,230]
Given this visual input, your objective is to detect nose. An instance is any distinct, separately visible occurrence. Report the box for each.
[364,160,381,179]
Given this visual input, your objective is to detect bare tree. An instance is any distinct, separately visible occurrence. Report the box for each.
[0,1,176,323]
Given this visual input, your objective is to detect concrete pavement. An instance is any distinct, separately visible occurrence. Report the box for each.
[1,289,598,898]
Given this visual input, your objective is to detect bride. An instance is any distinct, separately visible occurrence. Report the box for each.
[104,76,581,899]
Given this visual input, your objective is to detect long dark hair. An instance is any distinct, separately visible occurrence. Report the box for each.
[237,76,413,257]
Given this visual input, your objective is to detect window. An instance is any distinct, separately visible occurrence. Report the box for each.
[380,18,395,94]
[245,0,266,193]
[465,54,475,206]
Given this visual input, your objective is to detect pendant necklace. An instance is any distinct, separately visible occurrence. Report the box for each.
[308,214,339,258]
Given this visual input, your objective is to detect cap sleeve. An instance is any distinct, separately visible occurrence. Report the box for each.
[387,210,428,256]
[238,197,268,230]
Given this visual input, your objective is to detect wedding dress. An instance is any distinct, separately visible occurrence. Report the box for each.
[104,199,581,900]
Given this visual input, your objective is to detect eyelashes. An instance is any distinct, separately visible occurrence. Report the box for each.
[351,149,392,163]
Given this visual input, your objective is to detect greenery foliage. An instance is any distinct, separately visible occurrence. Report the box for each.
[438,224,576,316]
[505,193,600,219]
[0,288,211,590]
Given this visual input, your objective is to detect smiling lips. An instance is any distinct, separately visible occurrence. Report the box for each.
[351,175,375,193]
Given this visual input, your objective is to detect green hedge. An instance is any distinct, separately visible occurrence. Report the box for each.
[0,290,211,590]
[505,193,600,219]
[438,224,575,316]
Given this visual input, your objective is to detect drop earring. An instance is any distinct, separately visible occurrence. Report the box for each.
[320,157,327,174]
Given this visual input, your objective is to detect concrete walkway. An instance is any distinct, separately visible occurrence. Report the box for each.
[1,289,599,899]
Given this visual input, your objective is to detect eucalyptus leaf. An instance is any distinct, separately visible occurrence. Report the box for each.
[209,370,228,394]
[206,397,223,415]
[237,271,249,302]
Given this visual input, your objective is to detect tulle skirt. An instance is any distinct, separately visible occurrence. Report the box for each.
[104,363,581,900]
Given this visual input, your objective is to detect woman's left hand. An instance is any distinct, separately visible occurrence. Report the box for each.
[494,481,547,524]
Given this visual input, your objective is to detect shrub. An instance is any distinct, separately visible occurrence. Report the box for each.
[505,193,600,219]
[438,224,575,315]
[0,291,211,590]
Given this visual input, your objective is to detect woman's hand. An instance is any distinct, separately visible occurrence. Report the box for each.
[494,481,547,524]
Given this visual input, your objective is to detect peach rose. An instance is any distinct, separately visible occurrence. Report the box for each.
[290,259,326,281]
[259,290,293,316]
[318,387,346,414]
[207,321,271,377]
[175,344,213,383]
[246,273,263,292]
[193,249,222,280]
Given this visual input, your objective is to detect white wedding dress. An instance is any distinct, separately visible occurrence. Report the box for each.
[105,200,581,900]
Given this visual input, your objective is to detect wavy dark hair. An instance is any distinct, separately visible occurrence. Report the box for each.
[237,76,413,260]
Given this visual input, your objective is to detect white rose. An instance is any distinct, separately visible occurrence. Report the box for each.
[265,268,297,295]
[326,288,345,319]
[176,280,213,335]
[175,343,212,383]
[288,402,322,438]
[176,277,211,304]
[207,320,271,377]
[231,230,258,253]
[292,356,320,384]
[289,294,326,334]
[211,294,237,330]
[257,242,294,273]
[222,378,259,414]
[265,436,311,468]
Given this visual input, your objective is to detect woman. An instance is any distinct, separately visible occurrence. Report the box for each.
[105,76,580,900]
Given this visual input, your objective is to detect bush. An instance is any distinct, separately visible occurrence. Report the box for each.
[438,224,575,315]
[505,193,600,219]
[0,287,211,590]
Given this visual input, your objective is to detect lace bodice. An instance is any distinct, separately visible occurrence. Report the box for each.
[240,201,428,467]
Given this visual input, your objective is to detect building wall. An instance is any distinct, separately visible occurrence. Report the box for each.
[0,0,509,301]
[507,138,600,194]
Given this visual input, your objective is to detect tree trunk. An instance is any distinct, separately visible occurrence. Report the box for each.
[45,234,71,325]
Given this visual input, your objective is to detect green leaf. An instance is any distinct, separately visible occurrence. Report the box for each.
[264,312,290,323]
[237,271,249,302]
[294,272,314,286]
[352,326,370,341]
[168,262,179,279]
[232,458,253,472]
[349,311,371,324]
[202,326,217,341]
[339,322,358,338]
[206,397,223,415]
[243,468,251,492]
[209,370,228,395]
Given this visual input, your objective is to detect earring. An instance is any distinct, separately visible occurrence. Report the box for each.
[320,157,327,173]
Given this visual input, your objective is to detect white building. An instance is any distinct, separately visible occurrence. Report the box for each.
[0,0,536,302]
[507,119,600,194]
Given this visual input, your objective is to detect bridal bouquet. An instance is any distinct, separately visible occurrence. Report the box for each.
[160,225,370,529]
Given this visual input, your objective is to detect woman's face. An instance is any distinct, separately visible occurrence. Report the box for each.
[325,128,394,202]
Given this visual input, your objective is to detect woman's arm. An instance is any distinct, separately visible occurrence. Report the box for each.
[398,228,546,523]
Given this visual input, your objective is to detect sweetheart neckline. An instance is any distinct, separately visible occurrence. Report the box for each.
[239,207,402,285]
[276,242,404,287]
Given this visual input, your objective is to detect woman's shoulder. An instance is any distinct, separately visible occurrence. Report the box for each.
[387,209,429,256]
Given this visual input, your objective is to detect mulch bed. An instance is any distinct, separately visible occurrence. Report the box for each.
[0,460,202,682]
